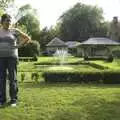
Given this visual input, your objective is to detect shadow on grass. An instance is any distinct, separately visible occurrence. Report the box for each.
[0,103,11,109]
[21,82,120,89]
[52,95,120,120]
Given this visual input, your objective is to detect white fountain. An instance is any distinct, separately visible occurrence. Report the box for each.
[53,48,68,65]
[48,48,73,71]
[4,3,34,26]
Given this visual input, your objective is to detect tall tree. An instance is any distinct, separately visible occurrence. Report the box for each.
[59,3,107,42]
[39,26,59,51]
[0,0,14,16]
[16,4,40,40]
[0,0,14,9]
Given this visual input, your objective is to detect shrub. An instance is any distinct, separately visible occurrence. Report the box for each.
[106,55,114,62]
[43,71,103,83]
[103,70,120,84]
[31,72,39,83]
[112,49,120,58]
[43,70,120,84]
[21,73,25,82]
[19,57,38,61]
[19,40,40,57]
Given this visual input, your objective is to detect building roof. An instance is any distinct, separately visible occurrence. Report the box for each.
[81,37,120,45]
[46,37,67,47]
[65,41,81,48]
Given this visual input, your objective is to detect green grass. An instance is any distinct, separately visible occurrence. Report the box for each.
[36,56,83,64]
[17,57,100,83]
[91,59,120,70]
[1,83,120,120]
[18,62,36,72]
[1,57,120,120]
[17,57,120,83]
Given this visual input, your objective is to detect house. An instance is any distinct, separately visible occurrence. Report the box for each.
[78,37,120,60]
[65,41,80,56]
[46,37,67,55]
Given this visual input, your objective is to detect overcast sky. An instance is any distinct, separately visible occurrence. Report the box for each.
[13,0,120,28]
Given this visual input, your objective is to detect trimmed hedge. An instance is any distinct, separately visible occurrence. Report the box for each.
[43,70,120,84]
[35,61,107,70]
[103,70,120,84]
[84,56,113,62]
[19,57,38,61]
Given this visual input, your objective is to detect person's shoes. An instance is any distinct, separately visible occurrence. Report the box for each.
[9,100,17,107]
[11,103,17,107]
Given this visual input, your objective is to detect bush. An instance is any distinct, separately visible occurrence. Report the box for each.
[19,40,40,57]
[19,57,38,61]
[112,50,120,58]
[43,71,103,83]
[43,70,120,84]
[21,73,25,82]
[106,55,114,62]
[33,55,38,61]
[31,72,39,83]
[103,70,120,84]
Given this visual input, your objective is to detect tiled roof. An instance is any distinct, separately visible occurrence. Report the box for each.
[46,37,66,47]
[81,37,120,45]
[65,41,81,48]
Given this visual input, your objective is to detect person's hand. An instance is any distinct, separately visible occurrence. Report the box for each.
[17,41,27,48]
[27,39,32,43]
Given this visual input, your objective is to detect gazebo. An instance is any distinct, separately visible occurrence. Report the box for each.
[65,41,80,56]
[46,37,67,55]
[78,37,120,60]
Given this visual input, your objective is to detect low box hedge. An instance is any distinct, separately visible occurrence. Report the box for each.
[19,57,38,61]
[43,70,120,84]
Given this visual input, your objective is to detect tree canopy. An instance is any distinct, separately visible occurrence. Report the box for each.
[0,0,14,9]
[16,4,40,40]
[58,3,107,42]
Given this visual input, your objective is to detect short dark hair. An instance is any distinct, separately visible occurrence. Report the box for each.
[1,13,11,24]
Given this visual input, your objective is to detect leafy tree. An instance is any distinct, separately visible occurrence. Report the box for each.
[16,24,28,34]
[16,4,40,40]
[58,3,107,42]
[39,26,59,51]
[0,0,14,9]
[0,0,14,17]
[18,41,40,57]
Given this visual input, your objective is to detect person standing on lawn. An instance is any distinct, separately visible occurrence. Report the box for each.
[0,13,31,107]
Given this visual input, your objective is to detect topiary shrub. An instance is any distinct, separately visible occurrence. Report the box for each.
[106,55,114,62]
[21,73,25,82]
[31,72,39,83]
[43,70,120,84]
[43,71,103,83]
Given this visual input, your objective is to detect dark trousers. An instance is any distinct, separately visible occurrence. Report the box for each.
[0,57,18,103]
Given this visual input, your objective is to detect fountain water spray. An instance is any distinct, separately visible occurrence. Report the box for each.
[53,48,68,65]
[48,48,73,71]
[4,3,34,26]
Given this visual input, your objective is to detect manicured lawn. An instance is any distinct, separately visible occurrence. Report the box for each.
[1,57,120,120]
[91,59,120,70]
[1,83,120,120]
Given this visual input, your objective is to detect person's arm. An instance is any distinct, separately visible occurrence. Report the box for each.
[15,28,32,47]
